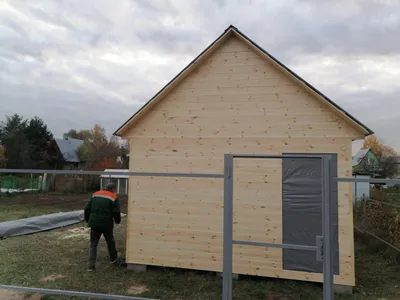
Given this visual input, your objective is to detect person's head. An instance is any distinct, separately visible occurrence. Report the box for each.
[105,182,117,194]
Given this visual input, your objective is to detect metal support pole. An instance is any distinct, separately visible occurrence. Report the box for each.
[222,154,234,300]
[322,155,334,300]
[362,197,367,231]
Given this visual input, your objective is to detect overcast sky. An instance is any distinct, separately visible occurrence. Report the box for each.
[0,0,399,154]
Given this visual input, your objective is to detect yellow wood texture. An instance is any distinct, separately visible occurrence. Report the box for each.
[124,35,358,286]
[116,28,369,137]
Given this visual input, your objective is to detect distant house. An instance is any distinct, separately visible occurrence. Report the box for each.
[352,148,382,176]
[47,137,84,169]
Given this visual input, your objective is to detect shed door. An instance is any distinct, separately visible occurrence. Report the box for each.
[281,154,339,275]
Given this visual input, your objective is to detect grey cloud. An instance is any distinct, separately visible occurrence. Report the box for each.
[0,0,399,150]
[324,87,400,149]
[136,27,206,54]
[27,7,75,31]
[226,0,400,63]
[0,83,137,138]
[132,0,165,13]
[3,20,29,38]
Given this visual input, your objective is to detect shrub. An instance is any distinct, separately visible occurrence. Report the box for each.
[354,189,400,262]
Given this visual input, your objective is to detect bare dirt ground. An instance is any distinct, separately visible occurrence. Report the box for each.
[0,192,128,213]
[0,289,41,300]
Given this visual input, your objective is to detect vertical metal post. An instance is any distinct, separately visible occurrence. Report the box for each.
[222,154,234,300]
[362,197,367,231]
[322,155,334,300]
[354,175,357,200]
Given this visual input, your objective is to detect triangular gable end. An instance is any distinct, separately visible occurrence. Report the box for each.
[114,25,374,138]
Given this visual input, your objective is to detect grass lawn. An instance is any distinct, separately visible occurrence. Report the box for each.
[0,203,66,222]
[372,188,400,204]
[384,192,400,204]
[0,208,399,299]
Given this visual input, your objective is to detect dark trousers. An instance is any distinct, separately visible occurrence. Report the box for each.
[88,228,118,268]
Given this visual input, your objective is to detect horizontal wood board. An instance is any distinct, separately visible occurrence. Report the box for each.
[124,35,358,286]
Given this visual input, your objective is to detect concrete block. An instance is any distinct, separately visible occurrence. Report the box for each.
[334,284,353,294]
[127,263,147,272]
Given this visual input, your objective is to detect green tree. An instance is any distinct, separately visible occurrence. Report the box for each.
[63,129,92,141]
[119,140,129,169]
[0,114,31,169]
[0,144,6,167]
[0,114,54,169]
[66,124,122,168]
[77,140,96,163]
[25,116,53,167]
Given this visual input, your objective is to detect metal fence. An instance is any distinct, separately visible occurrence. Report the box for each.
[2,154,399,300]
[0,168,224,300]
[352,181,400,254]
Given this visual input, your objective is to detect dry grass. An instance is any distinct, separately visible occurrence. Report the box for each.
[354,188,400,261]
[0,203,65,222]
[0,205,400,299]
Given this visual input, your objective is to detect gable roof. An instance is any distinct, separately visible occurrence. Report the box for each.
[114,25,374,137]
[352,148,371,167]
[54,138,84,163]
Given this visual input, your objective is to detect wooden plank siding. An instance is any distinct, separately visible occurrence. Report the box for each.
[124,35,359,286]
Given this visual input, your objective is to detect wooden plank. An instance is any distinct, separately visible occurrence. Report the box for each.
[126,248,353,285]
[129,137,350,152]
[132,127,358,139]
[151,93,324,107]
[124,34,357,286]
[134,115,340,125]
[127,158,349,175]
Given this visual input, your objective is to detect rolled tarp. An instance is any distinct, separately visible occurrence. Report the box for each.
[0,210,84,239]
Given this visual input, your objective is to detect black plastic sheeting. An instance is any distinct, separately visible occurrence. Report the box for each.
[282,154,339,274]
[0,210,84,239]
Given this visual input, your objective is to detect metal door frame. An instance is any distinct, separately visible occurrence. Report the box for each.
[222,154,334,300]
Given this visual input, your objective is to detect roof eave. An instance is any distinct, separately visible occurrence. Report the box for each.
[228,26,374,137]
[113,27,236,137]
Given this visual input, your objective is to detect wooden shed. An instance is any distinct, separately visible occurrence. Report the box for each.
[114,25,373,287]
[100,169,129,195]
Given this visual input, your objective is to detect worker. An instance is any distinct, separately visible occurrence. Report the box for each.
[84,182,121,271]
